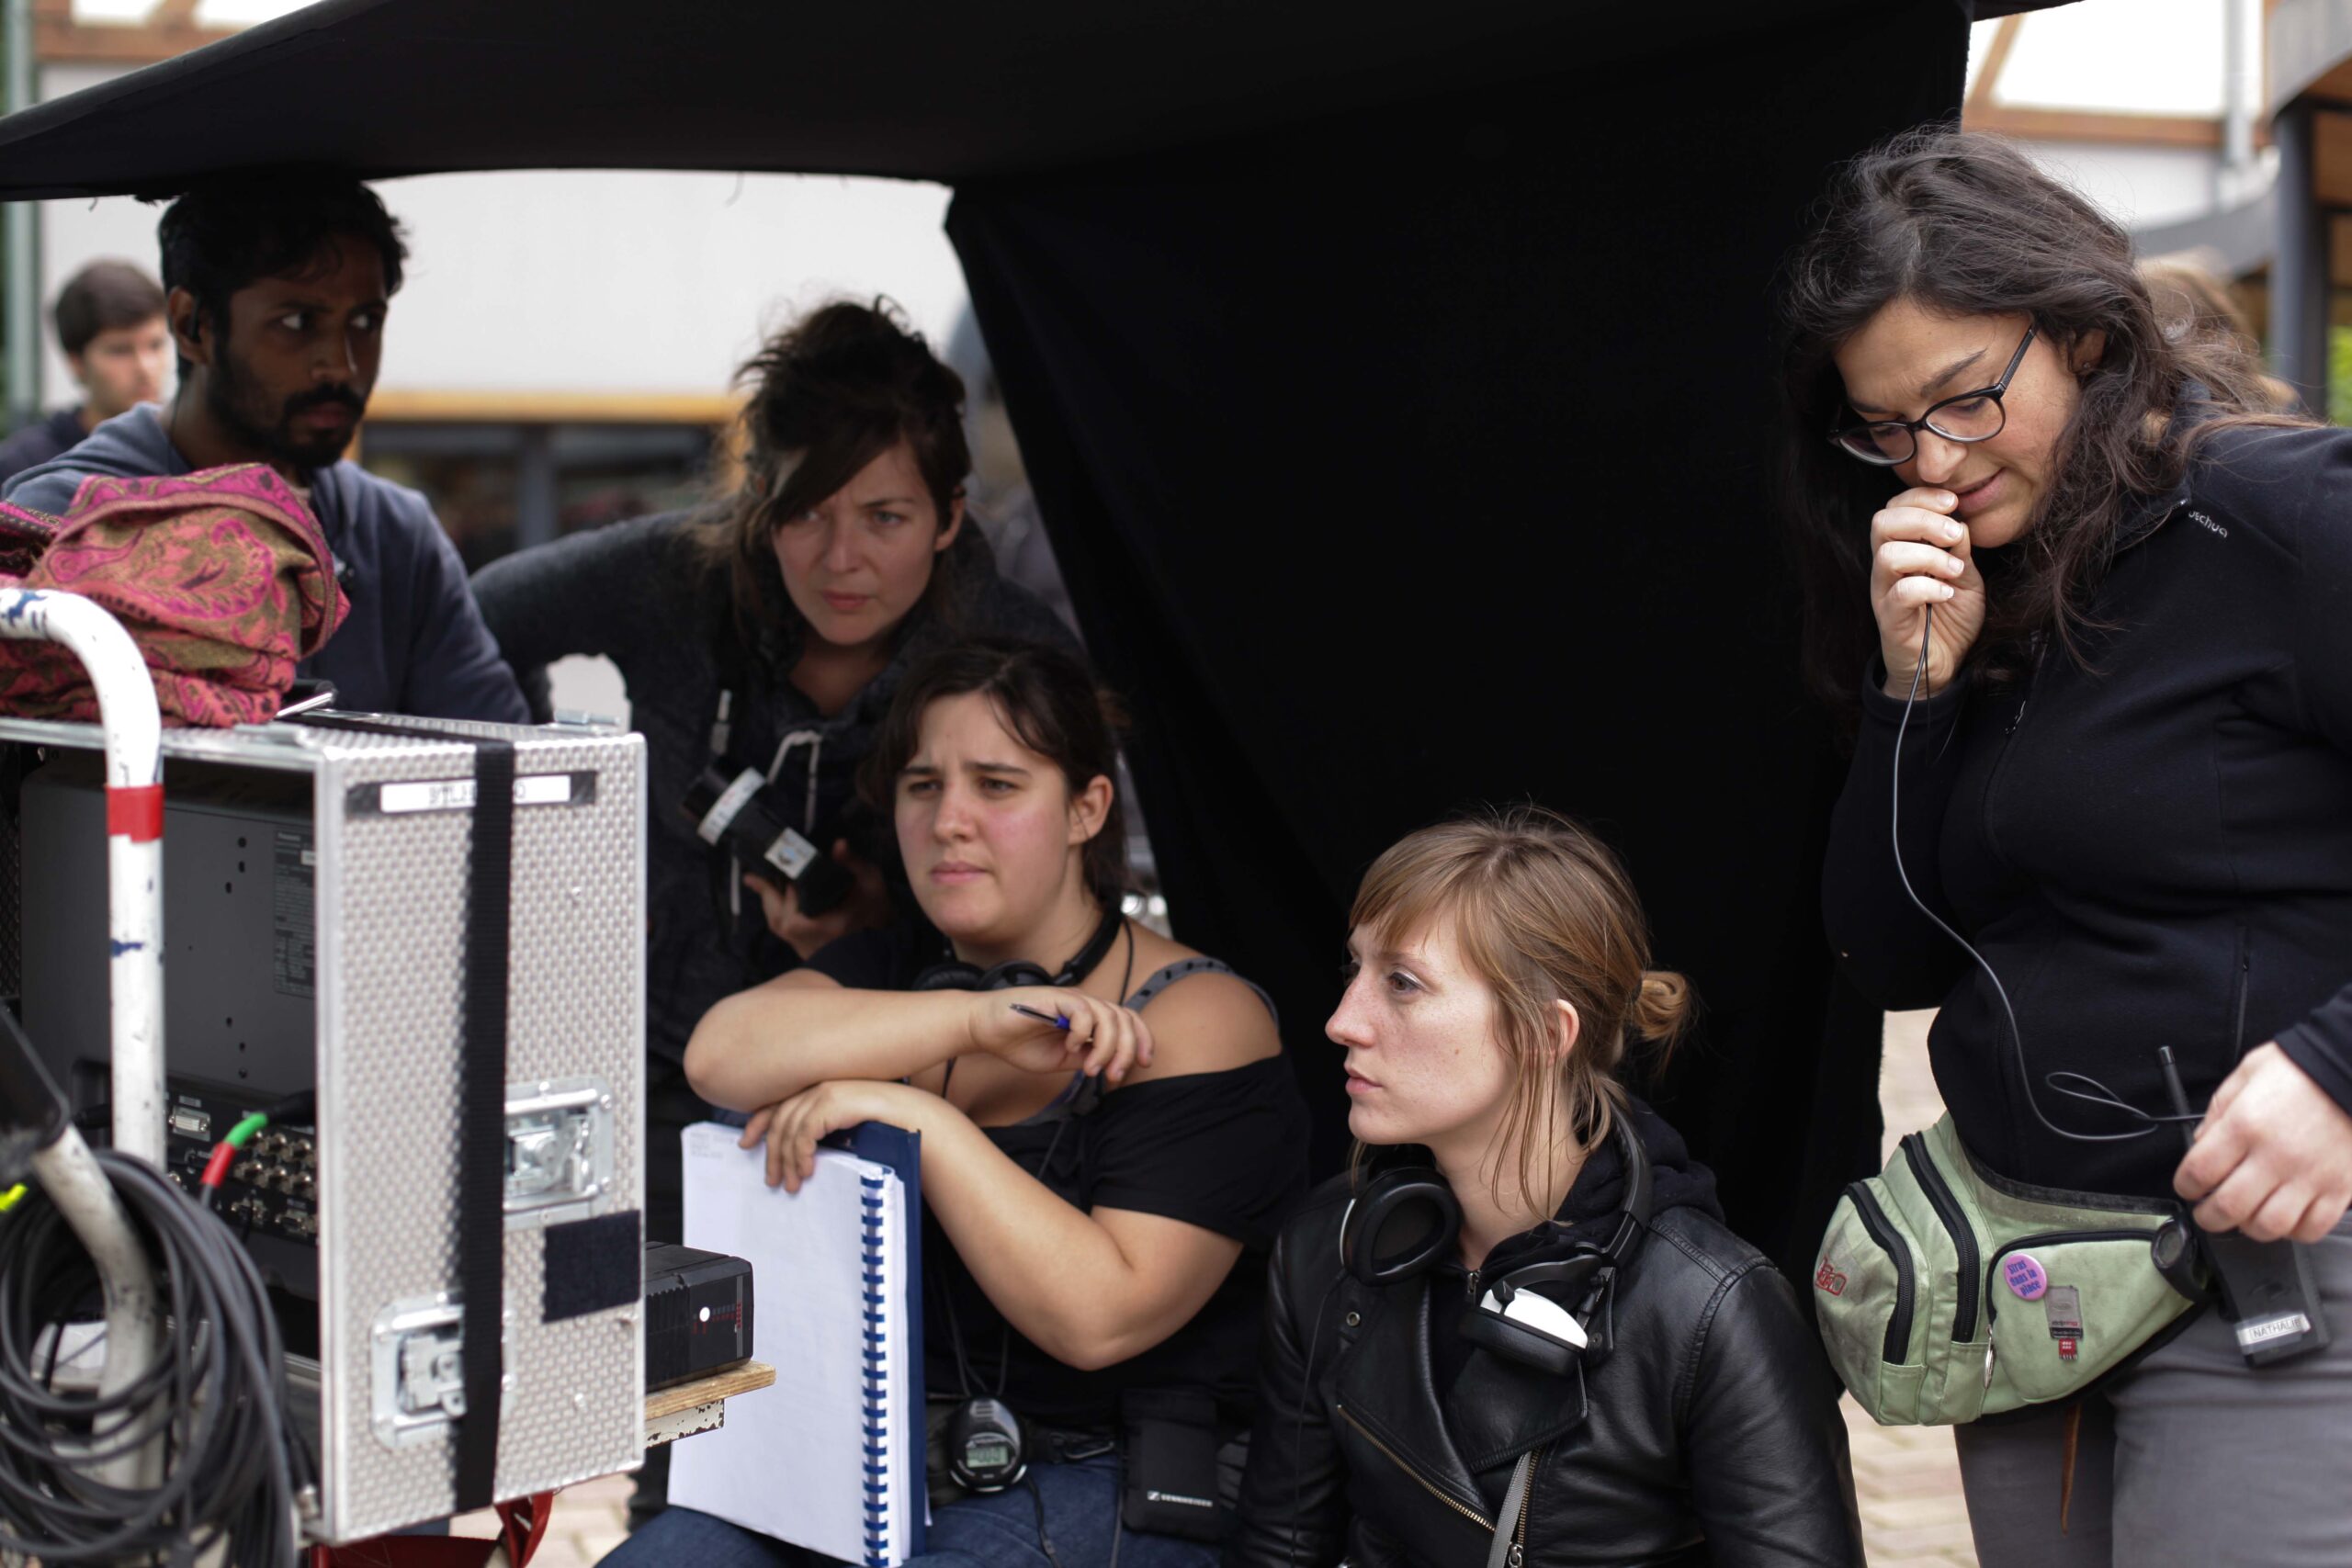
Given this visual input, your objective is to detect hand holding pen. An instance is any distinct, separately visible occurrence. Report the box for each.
[966,986,1156,1084]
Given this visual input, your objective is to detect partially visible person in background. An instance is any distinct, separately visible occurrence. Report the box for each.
[0,259,170,484]
[2138,253,2301,414]
[5,172,528,723]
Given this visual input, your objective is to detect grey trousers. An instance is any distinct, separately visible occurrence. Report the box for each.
[1953,1223,2352,1566]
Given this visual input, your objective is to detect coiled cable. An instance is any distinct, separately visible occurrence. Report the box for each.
[0,1147,313,1565]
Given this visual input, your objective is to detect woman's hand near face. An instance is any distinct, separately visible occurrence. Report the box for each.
[2173,1043,2352,1243]
[1871,486,1986,698]
[743,839,890,962]
[965,986,1155,1084]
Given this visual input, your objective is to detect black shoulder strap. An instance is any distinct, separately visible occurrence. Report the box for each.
[292,712,514,1508]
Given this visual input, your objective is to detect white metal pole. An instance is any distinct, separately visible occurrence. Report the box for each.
[0,587,166,1487]
[29,1128,164,1487]
[0,587,164,1164]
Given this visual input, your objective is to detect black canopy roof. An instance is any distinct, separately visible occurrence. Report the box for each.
[0,0,2072,1274]
[0,0,2057,197]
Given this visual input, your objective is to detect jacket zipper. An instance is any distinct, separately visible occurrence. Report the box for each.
[1982,1230,2154,1325]
[1334,1404,1493,1533]
[1901,1134,1981,1343]
[1845,1183,1915,1362]
[1508,1444,1546,1567]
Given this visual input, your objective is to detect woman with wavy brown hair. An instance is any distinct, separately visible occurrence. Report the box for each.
[1228,807,1859,1568]
[470,299,1076,1520]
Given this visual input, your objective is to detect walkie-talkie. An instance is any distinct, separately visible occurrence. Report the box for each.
[2159,1047,2330,1366]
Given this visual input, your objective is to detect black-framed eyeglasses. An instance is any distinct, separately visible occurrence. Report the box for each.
[1828,323,2038,467]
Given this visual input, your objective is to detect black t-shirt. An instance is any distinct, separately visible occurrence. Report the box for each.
[808,922,1310,1431]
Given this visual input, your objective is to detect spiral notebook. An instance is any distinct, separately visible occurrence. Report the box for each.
[672,1121,927,1565]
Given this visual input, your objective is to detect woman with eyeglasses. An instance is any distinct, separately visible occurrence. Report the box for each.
[1786,127,2352,1564]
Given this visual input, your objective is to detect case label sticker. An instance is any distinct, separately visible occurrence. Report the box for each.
[351,771,598,817]
[2043,1284,2083,1340]
[2237,1312,2313,1348]
[273,829,316,998]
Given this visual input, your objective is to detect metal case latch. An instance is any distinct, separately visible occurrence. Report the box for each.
[369,1294,513,1449]
[503,1076,616,1229]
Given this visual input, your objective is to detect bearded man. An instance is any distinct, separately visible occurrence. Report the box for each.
[6,173,526,723]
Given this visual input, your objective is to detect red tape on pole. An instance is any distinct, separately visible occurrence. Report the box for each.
[106,784,164,842]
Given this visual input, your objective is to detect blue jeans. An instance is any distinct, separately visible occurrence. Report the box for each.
[597,1454,1218,1568]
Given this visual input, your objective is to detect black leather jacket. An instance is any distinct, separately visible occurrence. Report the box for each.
[1227,1120,1861,1567]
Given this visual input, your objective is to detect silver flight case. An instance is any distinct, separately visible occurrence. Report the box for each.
[0,712,647,1540]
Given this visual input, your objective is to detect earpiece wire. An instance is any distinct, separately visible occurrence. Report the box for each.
[1891,604,2195,1142]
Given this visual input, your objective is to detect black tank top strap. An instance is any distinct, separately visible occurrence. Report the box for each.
[1000,958,1279,1129]
[1123,955,1280,1030]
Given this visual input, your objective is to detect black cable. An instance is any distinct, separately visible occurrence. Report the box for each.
[1023,1471,1066,1568]
[0,1148,311,1565]
[1106,1442,1125,1568]
[1892,605,2197,1144]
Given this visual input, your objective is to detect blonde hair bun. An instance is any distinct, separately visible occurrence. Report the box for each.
[1632,969,1693,1043]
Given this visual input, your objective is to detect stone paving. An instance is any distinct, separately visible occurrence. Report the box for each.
[488,1010,1977,1568]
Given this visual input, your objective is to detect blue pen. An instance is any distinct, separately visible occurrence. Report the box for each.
[1009,1002,1071,1031]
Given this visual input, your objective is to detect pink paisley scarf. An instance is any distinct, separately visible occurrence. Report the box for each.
[0,464,347,728]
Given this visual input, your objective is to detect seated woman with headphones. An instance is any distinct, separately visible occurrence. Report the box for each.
[1228,807,1860,1568]
[608,637,1310,1568]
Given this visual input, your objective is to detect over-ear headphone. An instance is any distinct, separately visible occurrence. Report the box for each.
[1338,1111,1653,1376]
[910,904,1123,993]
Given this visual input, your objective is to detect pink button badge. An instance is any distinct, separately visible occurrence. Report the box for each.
[2004,1254,2049,1301]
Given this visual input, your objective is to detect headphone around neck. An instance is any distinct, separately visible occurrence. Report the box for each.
[910,904,1124,994]
[1338,1111,1654,1376]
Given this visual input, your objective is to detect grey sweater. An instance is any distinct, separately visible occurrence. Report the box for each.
[471,512,1078,1064]
[6,405,528,723]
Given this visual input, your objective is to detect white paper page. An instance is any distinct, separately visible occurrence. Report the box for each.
[670,1122,892,1564]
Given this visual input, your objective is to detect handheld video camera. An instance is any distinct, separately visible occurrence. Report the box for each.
[683,760,854,918]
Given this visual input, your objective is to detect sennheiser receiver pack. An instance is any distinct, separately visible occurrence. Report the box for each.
[1,712,647,1540]
[644,1241,753,1391]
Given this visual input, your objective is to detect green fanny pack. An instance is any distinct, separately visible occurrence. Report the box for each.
[1814,1114,2205,1426]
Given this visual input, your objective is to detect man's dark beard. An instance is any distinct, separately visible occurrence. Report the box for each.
[204,344,366,471]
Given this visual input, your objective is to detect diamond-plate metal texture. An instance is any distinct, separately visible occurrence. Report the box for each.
[314,725,645,1540]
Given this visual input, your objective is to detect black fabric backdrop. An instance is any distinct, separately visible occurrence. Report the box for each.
[0,0,1991,1277]
[950,2,1966,1274]
[0,0,2021,197]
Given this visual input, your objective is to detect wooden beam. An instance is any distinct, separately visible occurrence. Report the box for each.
[35,17,235,65]
[1963,106,2225,150]
[644,1360,775,1424]
[2310,108,2352,209]
[1967,16,2023,117]
[363,388,741,425]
